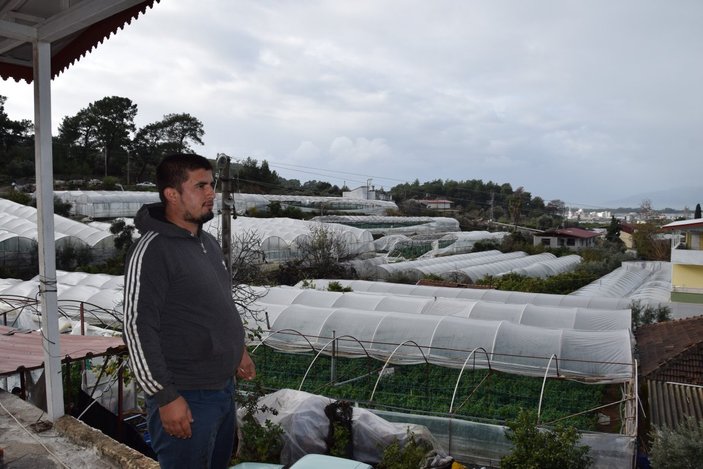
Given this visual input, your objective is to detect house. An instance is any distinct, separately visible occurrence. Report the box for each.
[342,185,393,202]
[419,199,453,210]
[661,218,703,304]
[619,222,636,250]
[532,227,601,251]
[635,316,703,428]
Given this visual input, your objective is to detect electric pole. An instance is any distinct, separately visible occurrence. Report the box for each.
[217,154,233,284]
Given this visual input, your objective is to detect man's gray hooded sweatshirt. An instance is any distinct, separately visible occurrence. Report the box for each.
[123,203,245,407]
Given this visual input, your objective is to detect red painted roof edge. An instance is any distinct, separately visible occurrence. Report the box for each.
[0,1,159,83]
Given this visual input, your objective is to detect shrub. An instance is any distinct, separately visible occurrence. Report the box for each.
[233,381,284,464]
[4,188,32,205]
[649,417,703,468]
[631,300,671,330]
[327,280,352,292]
[501,409,592,469]
[377,430,432,469]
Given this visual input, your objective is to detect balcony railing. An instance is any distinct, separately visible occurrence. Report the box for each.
[671,246,703,266]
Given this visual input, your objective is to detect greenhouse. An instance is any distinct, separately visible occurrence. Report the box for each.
[311,215,460,235]
[0,270,124,328]
[446,252,559,283]
[573,261,672,305]
[374,250,526,281]
[0,230,34,268]
[0,199,116,264]
[254,286,631,332]
[0,269,638,466]
[504,254,582,279]
[262,194,398,215]
[418,231,510,257]
[53,190,159,219]
[372,234,411,252]
[203,216,375,262]
[49,190,398,219]
[254,303,633,382]
[304,279,634,310]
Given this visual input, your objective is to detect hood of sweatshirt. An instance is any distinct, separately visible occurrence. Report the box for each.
[134,202,195,239]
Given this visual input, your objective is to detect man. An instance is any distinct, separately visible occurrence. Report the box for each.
[123,153,255,468]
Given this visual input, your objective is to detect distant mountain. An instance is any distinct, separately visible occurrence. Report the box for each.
[601,186,700,211]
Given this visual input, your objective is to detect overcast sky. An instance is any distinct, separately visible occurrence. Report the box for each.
[3,0,702,209]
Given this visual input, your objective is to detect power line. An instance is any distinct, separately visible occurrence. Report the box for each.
[267,161,407,184]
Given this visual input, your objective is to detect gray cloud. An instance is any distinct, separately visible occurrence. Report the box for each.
[3,0,702,208]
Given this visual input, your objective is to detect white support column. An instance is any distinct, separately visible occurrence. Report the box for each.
[33,40,65,420]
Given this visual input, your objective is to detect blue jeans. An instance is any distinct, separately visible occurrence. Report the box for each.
[146,379,236,469]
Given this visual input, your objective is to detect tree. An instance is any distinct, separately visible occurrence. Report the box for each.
[0,95,33,151]
[159,113,204,153]
[130,121,167,183]
[278,224,350,284]
[632,222,670,261]
[58,96,137,177]
[605,216,621,243]
[546,199,566,218]
[695,203,701,219]
[508,186,525,230]
[229,229,270,340]
[537,214,555,231]
[639,198,655,222]
[501,409,592,469]
[1,95,34,178]
[130,113,205,183]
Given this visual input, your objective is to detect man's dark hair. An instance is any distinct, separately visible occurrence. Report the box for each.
[156,153,213,204]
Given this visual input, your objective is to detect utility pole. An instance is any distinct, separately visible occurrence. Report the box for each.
[217,154,233,285]
[489,192,494,222]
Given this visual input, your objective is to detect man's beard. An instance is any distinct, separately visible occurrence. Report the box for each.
[185,208,215,225]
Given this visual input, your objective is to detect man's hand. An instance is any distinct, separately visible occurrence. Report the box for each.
[159,396,193,439]
[237,349,256,381]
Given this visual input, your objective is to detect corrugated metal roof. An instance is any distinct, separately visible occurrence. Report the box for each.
[647,380,703,429]
[0,325,125,376]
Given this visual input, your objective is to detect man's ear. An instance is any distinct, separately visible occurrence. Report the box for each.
[164,187,178,202]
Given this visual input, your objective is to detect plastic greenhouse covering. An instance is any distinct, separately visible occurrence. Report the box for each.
[255,302,633,383]
[312,215,460,235]
[374,409,634,469]
[54,190,159,218]
[446,252,559,283]
[5,265,641,376]
[253,286,631,331]
[203,216,375,261]
[573,261,672,305]
[0,270,124,327]
[505,254,582,278]
[418,231,510,258]
[51,190,398,219]
[375,250,526,281]
[372,234,412,252]
[0,199,115,262]
[303,279,634,310]
[232,193,272,214]
[263,194,398,215]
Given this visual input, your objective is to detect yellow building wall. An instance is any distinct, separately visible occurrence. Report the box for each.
[672,264,703,289]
